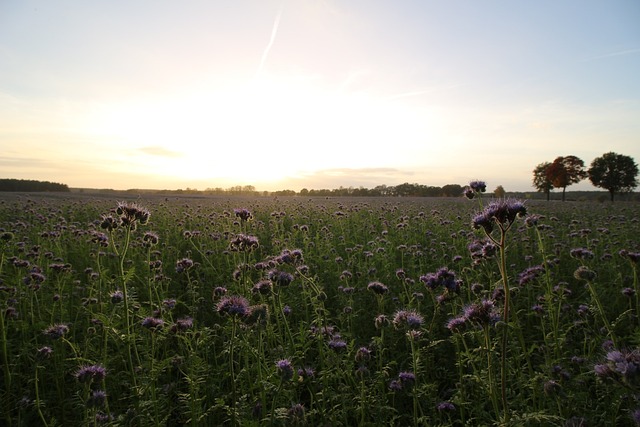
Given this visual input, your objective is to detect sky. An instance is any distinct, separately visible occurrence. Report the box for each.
[1,1,639,193]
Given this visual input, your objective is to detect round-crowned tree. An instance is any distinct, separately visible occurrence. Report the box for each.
[588,152,638,202]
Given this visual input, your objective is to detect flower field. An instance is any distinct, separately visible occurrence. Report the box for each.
[0,192,639,426]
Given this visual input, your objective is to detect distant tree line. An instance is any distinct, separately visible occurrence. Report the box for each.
[0,179,70,192]
[533,152,638,201]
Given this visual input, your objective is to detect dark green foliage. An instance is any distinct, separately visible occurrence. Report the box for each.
[588,152,639,202]
[0,178,70,192]
[0,194,639,426]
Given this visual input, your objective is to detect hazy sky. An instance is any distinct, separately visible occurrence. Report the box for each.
[1,1,639,192]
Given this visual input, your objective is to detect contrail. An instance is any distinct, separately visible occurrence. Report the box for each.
[255,4,284,78]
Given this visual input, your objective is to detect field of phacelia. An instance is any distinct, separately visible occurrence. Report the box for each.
[0,191,639,426]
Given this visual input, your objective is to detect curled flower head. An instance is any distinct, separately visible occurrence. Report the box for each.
[252,279,273,295]
[275,359,294,381]
[115,201,150,226]
[141,317,164,330]
[142,231,159,247]
[110,290,123,304]
[594,347,640,386]
[233,208,253,222]
[87,390,107,408]
[170,317,193,333]
[229,234,259,252]
[472,199,527,234]
[398,371,416,387]
[175,258,194,273]
[469,180,487,193]
[367,281,389,295]
[43,323,69,339]
[570,248,595,260]
[574,266,597,282]
[392,309,424,330]
[420,267,459,292]
[268,270,294,287]
[75,364,107,383]
[216,295,250,317]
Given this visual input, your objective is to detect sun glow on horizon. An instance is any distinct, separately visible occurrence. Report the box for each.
[82,73,443,188]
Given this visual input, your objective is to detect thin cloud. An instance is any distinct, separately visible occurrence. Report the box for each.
[139,146,182,157]
[584,48,640,61]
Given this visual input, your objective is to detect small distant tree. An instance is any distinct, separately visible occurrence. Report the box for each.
[494,185,506,198]
[532,162,554,201]
[546,155,587,201]
[588,152,639,202]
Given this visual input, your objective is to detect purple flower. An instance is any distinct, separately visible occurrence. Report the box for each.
[233,208,253,222]
[574,266,596,281]
[87,390,107,408]
[229,234,259,252]
[420,267,460,292]
[268,270,294,287]
[175,258,194,273]
[436,401,456,412]
[355,347,371,362]
[115,201,150,226]
[328,338,347,351]
[570,248,595,260]
[75,364,107,383]
[43,323,69,339]
[367,281,389,295]
[107,290,123,304]
[297,366,315,379]
[398,371,416,386]
[171,317,193,333]
[216,295,250,317]
[446,316,467,333]
[275,359,294,381]
[141,317,164,330]
[469,180,487,193]
[472,199,527,234]
[392,309,424,330]
[518,265,545,286]
[37,346,53,359]
[388,379,403,391]
[252,279,273,295]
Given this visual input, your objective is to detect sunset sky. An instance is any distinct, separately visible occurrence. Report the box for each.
[1,1,639,192]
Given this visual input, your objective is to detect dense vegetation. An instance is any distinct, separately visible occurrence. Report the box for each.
[0,179,70,193]
[0,193,639,426]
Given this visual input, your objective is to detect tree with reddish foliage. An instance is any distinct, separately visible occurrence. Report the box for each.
[588,152,638,202]
[532,162,554,201]
[545,155,587,201]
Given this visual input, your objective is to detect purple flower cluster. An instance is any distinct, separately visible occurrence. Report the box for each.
[75,364,107,383]
[447,299,500,332]
[229,234,259,252]
[43,323,69,339]
[99,202,150,231]
[518,265,545,286]
[275,359,294,381]
[175,258,194,273]
[392,309,424,330]
[420,267,460,293]
[267,269,294,287]
[389,371,416,391]
[216,295,250,317]
[468,239,498,263]
[594,348,640,386]
[233,208,253,222]
[472,199,527,234]
[367,281,389,295]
